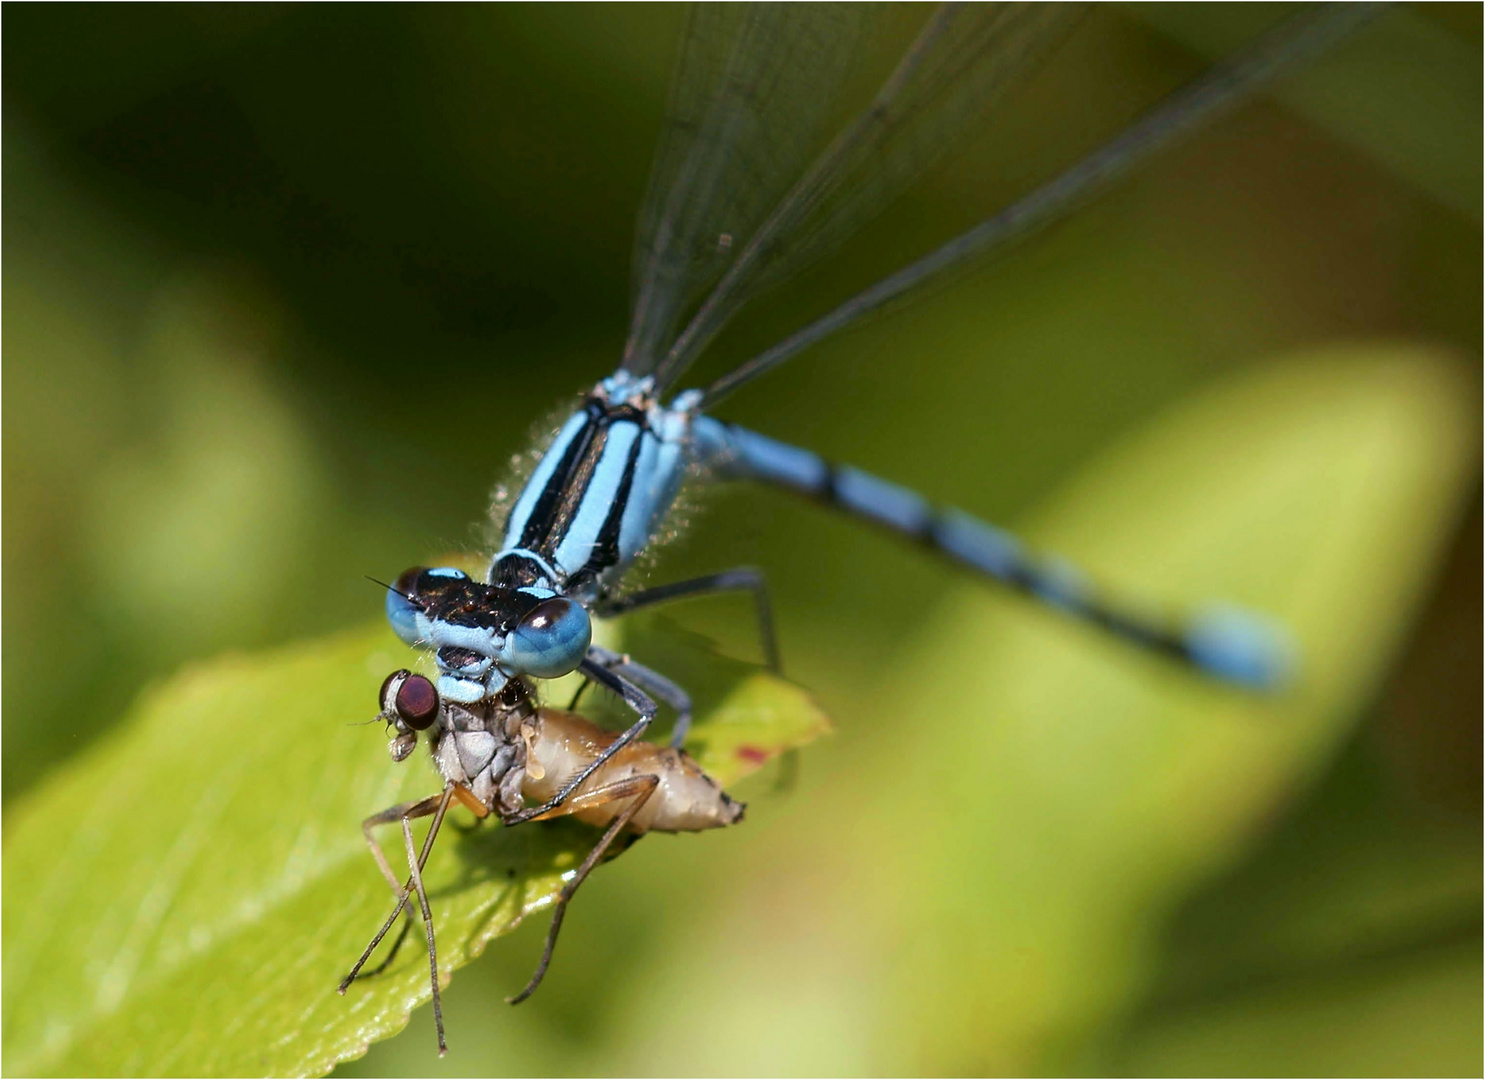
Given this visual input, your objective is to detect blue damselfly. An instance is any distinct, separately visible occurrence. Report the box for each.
[342,2,1387,1052]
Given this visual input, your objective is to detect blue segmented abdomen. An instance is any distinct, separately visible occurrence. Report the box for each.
[693,417,1292,690]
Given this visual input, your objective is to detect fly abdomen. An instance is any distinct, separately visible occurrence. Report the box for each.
[520,709,744,834]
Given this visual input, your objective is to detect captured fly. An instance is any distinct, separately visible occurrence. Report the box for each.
[339,663,743,1054]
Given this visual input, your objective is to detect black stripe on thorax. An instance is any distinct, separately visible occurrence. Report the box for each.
[578,424,649,585]
[517,399,649,560]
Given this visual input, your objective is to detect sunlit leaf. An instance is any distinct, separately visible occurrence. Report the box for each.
[0,624,828,1077]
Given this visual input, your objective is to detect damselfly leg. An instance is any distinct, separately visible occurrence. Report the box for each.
[502,661,658,826]
[507,773,661,1005]
[594,567,782,674]
[570,568,779,745]
[584,644,693,749]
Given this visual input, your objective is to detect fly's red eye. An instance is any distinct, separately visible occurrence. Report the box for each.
[395,674,440,730]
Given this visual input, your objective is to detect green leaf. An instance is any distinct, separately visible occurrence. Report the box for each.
[0,622,828,1077]
[5,348,1474,1078]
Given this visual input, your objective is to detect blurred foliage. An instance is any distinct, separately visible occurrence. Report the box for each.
[3,4,1480,1077]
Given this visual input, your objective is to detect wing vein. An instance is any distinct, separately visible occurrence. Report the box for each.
[697,2,1388,410]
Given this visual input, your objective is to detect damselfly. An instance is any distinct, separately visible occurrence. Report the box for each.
[346,0,1386,1051]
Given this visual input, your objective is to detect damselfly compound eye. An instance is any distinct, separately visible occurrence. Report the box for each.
[504,597,591,679]
[385,568,428,645]
[392,566,430,596]
[386,567,471,644]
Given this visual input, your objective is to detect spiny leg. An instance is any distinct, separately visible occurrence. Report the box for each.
[402,811,447,1056]
[505,661,656,825]
[346,790,450,980]
[339,787,454,993]
[597,570,798,774]
[586,643,694,748]
[507,774,660,1005]
[587,571,780,745]
[598,569,800,781]
[595,568,781,673]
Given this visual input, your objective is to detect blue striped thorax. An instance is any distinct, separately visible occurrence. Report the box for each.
[488,376,698,602]
[385,566,592,703]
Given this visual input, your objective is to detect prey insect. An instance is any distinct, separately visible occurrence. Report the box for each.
[338,666,744,1055]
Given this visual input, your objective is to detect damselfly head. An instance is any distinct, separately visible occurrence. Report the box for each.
[385,565,468,645]
[387,563,594,683]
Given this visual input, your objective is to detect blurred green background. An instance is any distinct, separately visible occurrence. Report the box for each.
[4,4,1480,1075]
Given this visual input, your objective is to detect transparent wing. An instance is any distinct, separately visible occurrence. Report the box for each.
[697,1,1387,409]
[654,3,1088,392]
[621,3,871,380]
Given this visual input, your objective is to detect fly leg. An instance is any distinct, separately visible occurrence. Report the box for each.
[506,773,660,1005]
[347,790,449,978]
[361,792,449,896]
[339,786,457,1053]
[401,806,447,1055]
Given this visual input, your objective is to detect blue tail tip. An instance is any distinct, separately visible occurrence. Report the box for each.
[1185,605,1296,691]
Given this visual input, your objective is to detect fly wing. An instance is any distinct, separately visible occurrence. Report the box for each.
[620,4,870,382]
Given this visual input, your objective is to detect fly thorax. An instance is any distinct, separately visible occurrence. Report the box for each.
[467,739,521,808]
